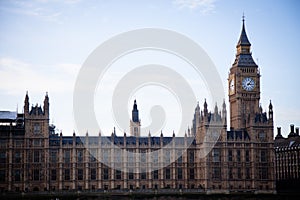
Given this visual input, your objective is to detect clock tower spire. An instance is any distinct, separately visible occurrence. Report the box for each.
[228,16,260,130]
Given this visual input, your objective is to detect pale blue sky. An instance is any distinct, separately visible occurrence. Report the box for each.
[0,0,299,137]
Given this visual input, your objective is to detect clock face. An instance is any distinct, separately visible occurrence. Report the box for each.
[229,79,235,92]
[242,77,255,91]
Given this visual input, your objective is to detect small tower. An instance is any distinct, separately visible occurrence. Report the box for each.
[268,100,273,120]
[130,100,141,137]
[43,92,49,118]
[24,91,29,117]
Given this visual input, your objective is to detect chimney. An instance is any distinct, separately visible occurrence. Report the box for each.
[277,127,281,135]
[290,124,295,133]
[296,127,299,136]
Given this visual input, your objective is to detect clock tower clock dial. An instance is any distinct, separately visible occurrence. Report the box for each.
[228,75,235,95]
[242,77,255,91]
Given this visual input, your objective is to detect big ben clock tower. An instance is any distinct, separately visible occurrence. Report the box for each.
[225,17,275,193]
[228,17,260,130]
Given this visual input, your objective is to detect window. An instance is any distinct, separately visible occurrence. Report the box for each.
[245,150,250,162]
[237,150,241,162]
[189,151,194,163]
[0,139,7,148]
[228,150,233,162]
[64,169,70,180]
[33,123,41,134]
[78,169,83,180]
[260,167,268,179]
[91,169,96,180]
[152,151,158,164]
[90,150,97,162]
[260,150,267,162]
[259,132,266,140]
[14,151,21,163]
[103,168,109,180]
[177,150,182,163]
[33,151,39,163]
[51,169,56,181]
[141,150,146,163]
[212,167,221,180]
[189,168,194,180]
[177,155,182,163]
[103,149,110,163]
[164,150,170,163]
[212,149,220,162]
[64,150,70,163]
[115,170,121,180]
[0,152,6,163]
[228,168,233,179]
[237,167,242,179]
[177,168,182,180]
[33,169,39,181]
[134,127,138,135]
[0,170,5,182]
[15,140,23,147]
[165,168,171,180]
[14,170,21,181]
[128,170,134,180]
[33,139,40,146]
[50,151,57,163]
[78,150,83,163]
[114,149,122,163]
[127,151,134,166]
[246,168,250,179]
[141,171,146,180]
[153,170,158,180]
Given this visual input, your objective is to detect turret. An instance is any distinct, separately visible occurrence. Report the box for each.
[204,99,208,117]
[43,92,49,117]
[268,100,273,120]
[130,99,141,137]
[24,91,29,116]
[132,99,139,122]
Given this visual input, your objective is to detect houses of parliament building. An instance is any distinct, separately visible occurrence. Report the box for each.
[0,19,276,194]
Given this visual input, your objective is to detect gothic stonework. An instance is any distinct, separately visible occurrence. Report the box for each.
[0,19,276,194]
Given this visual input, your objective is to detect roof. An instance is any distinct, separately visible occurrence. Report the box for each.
[51,135,196,147]
[275,137,300,149]
[29,105,44,115]
[233,54,257,67]
[0,111,17,120]
[237,19,251,47]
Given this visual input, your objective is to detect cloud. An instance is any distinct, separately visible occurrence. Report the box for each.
[0,57,80,95]
[173,0,216,14]
[0,0,73,23]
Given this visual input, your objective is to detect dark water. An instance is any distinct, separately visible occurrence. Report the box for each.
[4,194,300,200]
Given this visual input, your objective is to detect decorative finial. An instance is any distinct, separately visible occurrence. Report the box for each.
[242,12,245,23]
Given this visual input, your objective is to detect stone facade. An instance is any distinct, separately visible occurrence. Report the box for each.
[0,19,276,193]
[274,125,300,191]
